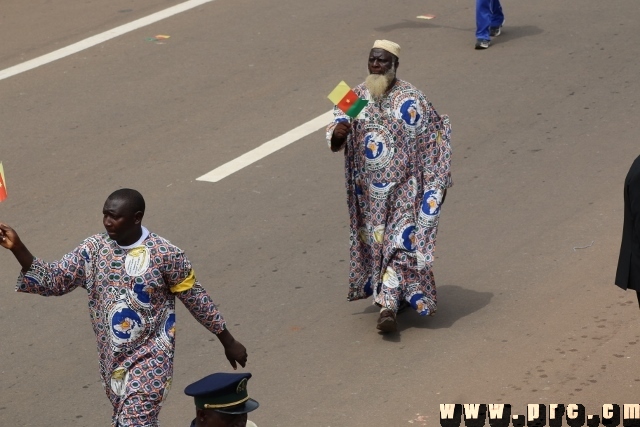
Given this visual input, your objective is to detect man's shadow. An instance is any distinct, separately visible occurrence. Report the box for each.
[490,25,544,44]
[374,20,544,44]
[357,284,493,341]
[401,284,493,330]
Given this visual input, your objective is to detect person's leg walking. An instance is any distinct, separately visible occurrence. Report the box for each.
[374,265,403,332]
[476,0,492,41]
[489,0,505,29]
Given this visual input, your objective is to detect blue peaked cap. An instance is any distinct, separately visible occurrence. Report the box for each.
[184,372,259,414]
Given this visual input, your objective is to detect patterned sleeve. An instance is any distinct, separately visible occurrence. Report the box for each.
[326,105,352,150]
[16,244,89,296]
[420,95,453,190]
[164,250,226,335]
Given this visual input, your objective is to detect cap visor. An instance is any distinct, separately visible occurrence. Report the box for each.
[215,398,259,415]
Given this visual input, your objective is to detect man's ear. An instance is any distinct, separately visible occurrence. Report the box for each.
[134,211,144,225]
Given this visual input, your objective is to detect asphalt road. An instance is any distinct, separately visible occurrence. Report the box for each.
[1,0,640,426]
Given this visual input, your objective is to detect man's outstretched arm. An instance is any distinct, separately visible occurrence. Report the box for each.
[0,223,34,271]
[1,222,88,296]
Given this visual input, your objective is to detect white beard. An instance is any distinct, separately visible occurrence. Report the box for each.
[365,68,396,100]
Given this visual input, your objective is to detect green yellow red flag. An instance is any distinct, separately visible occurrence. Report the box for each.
[328,81,368,118]
[0,162,6,202]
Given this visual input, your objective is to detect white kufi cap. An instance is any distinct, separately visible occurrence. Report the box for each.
[372,40,401,58]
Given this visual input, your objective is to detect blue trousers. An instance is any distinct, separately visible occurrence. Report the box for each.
[476,0,504,40]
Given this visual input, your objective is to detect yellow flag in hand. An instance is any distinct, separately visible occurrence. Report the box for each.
[328,81,368,118]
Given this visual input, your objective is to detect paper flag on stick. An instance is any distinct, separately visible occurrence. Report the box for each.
[328,81,368,118]
[0,162,7,202]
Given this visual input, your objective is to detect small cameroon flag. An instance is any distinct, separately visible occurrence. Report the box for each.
[0,162,6,202]
[327,81,368,118]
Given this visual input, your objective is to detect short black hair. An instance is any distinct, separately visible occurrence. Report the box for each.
[106,188,146,215]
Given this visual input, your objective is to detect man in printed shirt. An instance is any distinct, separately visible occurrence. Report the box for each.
[327,40,453,333]
[0,188,248,427]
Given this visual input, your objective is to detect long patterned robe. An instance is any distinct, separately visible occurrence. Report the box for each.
[326,79,452,315]
[16,231,226,427]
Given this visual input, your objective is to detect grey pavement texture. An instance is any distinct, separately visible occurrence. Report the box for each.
[1,0,639,426]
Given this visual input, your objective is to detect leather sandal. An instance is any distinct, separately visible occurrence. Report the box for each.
[376,308,397,333]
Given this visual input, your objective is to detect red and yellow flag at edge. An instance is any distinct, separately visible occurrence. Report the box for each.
[0,162,7,202]
[327,81,368,118]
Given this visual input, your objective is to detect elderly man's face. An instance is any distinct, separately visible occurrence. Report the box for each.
[368,48,396,75]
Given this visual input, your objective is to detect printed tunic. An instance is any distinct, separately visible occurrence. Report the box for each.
[326,79,452,315]
[16,231,226,426]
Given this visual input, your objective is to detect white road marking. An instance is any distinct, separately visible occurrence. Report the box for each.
[196,110,335,183]
[0,0,216,82]
[0,0,333,183]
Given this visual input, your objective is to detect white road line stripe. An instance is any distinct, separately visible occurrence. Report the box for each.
[1,0,331,184]
[0,0,216,82]
[196,110,334,183]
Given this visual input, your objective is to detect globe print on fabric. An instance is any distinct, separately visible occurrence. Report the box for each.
[362,124,394,171]
[131,279,153,306]
[370,182,395,199]
[326,79,452,316]
[157,310,176,352]
[419,189,442,227]
[400,225,417,252]
[365,134,383,158]
[399,98,422,126]
[110,301,144,350]
[16,231,228,426]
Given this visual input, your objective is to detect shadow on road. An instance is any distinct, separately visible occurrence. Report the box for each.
[493,25,545,43]
[374,20,544,45]
[399,284,493,331]
[375,20,470,33]
[353,285,493,340]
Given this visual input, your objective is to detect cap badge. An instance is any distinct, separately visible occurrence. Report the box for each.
[236,378,248,394]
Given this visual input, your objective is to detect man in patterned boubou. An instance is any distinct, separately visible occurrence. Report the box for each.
[327,40,453,333]
[0,188,248,426]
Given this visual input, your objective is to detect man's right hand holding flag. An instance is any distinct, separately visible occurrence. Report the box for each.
[330,121,352,152]
[327,81,368,152]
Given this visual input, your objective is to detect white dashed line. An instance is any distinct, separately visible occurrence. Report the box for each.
[0,0,332,183]
[0,0,216,82]
[196,111,334,183]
